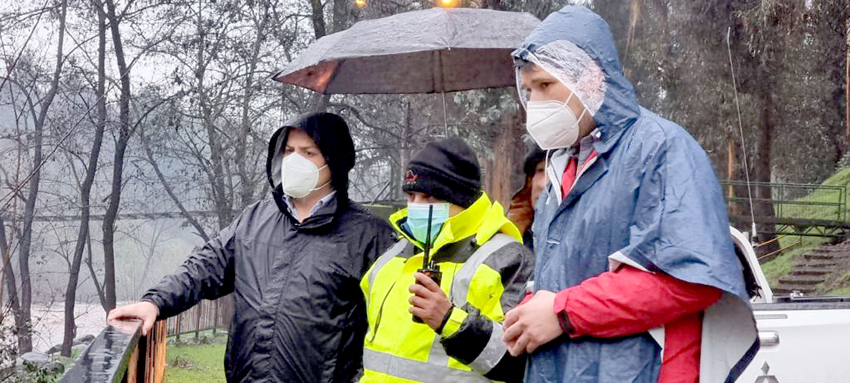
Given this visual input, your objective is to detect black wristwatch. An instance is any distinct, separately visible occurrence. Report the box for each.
[435,304,455,334]
[557,309,574,335]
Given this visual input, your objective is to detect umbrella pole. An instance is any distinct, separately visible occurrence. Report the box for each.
[441,91,448,136]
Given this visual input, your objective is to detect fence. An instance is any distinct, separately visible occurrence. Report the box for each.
[166,295,234,340]
[721,180,847,222]
[721,180,850,238]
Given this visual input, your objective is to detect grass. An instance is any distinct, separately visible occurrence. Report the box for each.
[759,168,850,295]
[165,333,227,383]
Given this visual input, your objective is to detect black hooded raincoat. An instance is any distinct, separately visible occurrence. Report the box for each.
[142,113,395,382]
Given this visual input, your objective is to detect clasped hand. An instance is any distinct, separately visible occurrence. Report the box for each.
[502,290,563,356]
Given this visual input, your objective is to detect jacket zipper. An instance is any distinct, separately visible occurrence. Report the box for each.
[370,280,398,343]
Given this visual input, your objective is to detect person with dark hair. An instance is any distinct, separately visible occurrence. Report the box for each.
[507,146,546,250]
[108,112,395,382]
[500,5,758,383]
[359,137,534,383]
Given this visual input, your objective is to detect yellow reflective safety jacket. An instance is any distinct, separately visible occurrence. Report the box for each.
[360,193,534,383]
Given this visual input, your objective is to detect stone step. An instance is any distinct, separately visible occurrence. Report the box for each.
[778,275,825,285]
[804,253,838,261]
[816,248,850,255]
[801,259,839,267]
[790,267,833,276]
[812,247,848,252]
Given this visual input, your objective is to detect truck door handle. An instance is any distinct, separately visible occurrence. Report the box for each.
[758,331,780,347]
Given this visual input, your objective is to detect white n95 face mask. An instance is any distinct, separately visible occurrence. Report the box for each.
[525,92,588,150]
[280,152,329,198]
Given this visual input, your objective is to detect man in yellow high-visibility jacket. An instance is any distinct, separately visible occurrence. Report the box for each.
[360,138,534,383]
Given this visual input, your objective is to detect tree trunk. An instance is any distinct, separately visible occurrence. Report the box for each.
[754,82,779,255]
[194,0,232,229]
[235,6,268,209]
[101,0,132,312]
[845,18,849,148]
[332,0,351,33]
[623,0,641,80]
[62,0,106,356]
[1,215,24,354]
[485,106,524,207]
[310,0,326,39]
[16,108,38,355]
[19,0,69,354]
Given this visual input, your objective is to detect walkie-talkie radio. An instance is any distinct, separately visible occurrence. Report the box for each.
[413,205,442,324]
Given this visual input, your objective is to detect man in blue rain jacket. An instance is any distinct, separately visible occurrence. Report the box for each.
[501,5,758,383]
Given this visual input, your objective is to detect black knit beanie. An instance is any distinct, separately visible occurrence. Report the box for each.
[267,112,355,196]
[402,137,482,208]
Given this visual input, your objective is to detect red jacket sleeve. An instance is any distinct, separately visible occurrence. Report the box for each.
[553,266,722,338]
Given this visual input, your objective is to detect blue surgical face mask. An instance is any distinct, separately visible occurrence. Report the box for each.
[403,202,450,246]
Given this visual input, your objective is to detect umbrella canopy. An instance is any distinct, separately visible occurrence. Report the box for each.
[274,7,540,94]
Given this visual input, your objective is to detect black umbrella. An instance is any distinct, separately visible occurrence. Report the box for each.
[274,8,539,94]
[274,7,539,129]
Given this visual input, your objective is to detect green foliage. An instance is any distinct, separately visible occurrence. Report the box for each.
[9,363,61,383]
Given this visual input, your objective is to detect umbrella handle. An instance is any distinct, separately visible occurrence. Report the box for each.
[442,91,448,136]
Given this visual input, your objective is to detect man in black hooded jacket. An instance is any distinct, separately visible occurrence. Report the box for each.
[108,112,395,382]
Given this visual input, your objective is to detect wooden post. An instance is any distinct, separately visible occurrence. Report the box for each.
[194,303,201,341]
[142,320,167,383]
[213,299,218,338]
[126,342,140,383]
[175,314,181,342]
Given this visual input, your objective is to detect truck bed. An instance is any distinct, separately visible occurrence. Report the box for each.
[736,298,850,382]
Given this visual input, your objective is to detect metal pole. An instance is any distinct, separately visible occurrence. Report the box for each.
[442,91,448,135]
[438,49,449,136]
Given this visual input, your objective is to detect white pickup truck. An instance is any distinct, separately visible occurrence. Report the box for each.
[732,228,850,382]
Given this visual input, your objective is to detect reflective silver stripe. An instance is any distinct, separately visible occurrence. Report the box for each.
[428,333,449,367]
[364,341,491,383]
[367,239,408,289]
[447,234,515,375]
[366,239,408,307]
[468,321,507,374]
[450,234,516,307]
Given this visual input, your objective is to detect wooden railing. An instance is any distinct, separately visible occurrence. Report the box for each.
[58,297,231,382]
[58,319,167,383]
